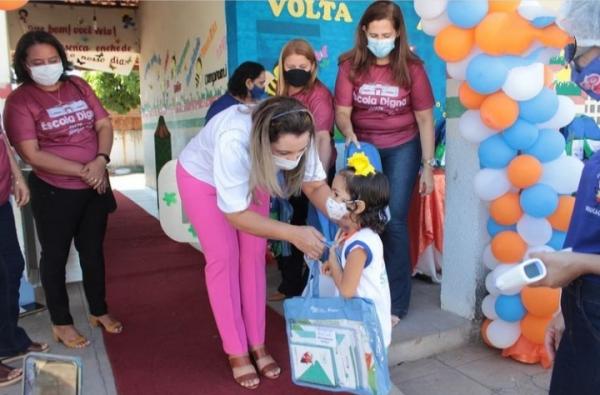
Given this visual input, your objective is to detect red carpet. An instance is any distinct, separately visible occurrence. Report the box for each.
[102,192,325,394]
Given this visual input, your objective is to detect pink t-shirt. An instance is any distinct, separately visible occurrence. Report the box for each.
[291,80,336,170]
[3,76,109,189]
[334,60,434,149]
[0,121,11,205]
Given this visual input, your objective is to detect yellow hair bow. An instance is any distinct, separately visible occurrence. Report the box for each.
[347,152,376,177]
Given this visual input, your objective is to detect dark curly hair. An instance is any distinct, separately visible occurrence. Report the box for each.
[338,168,390,234]
[228,61,265,98]
[13,31,72,84]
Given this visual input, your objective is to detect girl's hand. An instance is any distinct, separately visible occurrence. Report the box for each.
[345,132,360,149]
[419,166,434,196]
[322,260,333,276]
[12,176,30,207]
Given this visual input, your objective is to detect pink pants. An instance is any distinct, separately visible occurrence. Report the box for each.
[176,163,269,355]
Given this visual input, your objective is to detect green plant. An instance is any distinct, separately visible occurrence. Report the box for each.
[83,71,140,114]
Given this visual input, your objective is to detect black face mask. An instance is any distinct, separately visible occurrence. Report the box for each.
[283,68,311,87]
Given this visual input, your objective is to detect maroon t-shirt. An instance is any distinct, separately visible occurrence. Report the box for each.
[0,120,11,205]
[334,60,434,149]
[3,76,109,189]
[291,80,336,170]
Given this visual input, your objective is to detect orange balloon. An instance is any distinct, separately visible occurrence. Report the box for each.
[521,287,561,317]
[459,81,488,109]
[480,92,519,130]
[490,192,523,226]
[537,24,573,49]
[544,65,554,89]
[475,12,535,55]
[434,25,475,62]
[481,319,493,347]
[0,0,27,11]
[488,0,520,13]
[507,155,543,189]
[502,336,552,368]
[547,196,575,232]
[521,314,552,345]
[491,230,527,263]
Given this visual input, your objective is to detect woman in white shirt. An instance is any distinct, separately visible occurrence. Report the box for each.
[177,97,330,390]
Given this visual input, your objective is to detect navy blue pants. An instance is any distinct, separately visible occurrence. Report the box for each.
[379,137,421,318]
[550,277,600,394]
[0,201,32,356]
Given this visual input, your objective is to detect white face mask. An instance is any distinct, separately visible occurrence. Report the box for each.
[29,63,63,86]
[326,197,349,221]
[273,154,302,171]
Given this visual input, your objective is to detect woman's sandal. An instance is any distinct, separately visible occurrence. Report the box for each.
[52,327,90,349]
[0,362,22,388]
[89,315,123,334]
[250,346,281,379]
[228,354,260,390]
[1,342,49,364]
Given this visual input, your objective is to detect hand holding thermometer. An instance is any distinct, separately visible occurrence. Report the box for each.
[495,258,547,292]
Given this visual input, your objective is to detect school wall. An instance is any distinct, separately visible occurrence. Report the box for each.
[138,1,227,188]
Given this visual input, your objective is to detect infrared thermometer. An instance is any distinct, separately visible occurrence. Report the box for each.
[495,258,547,292]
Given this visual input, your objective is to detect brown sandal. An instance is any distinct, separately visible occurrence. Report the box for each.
[229,354,260,390]
[250,346,281,379]
[0,362,22,388]
[1,341,49,363]
[89,315,123,334]
[52,327,90,349]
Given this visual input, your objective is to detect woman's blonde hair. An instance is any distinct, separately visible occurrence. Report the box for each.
[249,96,316,199]
[276,39,318,96]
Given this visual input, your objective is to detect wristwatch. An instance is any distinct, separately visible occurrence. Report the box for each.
[96,153,111,164]
[422,158,436,167]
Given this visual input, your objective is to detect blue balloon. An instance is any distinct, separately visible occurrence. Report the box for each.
[502,119,539,151]
[447,0,488,28]
[531,16,556,28]
[520,184,559,218]
[466,54,509,94]
[487,218,516,237]
[548,231,567,250]
[523,129,566,162]
[495,294,526,322]
[478,134,517,169]
[519,88,559,124]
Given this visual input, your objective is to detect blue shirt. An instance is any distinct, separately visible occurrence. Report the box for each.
[205,93,240,124]
[565,151,600,281]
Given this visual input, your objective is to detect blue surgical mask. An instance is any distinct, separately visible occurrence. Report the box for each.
[250,85,266,100]
[571,55,600,101]
[367,37,395,59]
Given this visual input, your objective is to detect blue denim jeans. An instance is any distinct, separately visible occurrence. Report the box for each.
[379,137,421,318]
[550,277,600,395]
[0,201,32,356]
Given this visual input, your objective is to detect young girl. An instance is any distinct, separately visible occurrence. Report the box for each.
[322,152,392,347]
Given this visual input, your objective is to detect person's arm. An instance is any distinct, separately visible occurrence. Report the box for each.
[2,134,29,207]
[315,132,332,171]
[415,108,435,195]
[531,251,600,288]
[322,246,366,298]
[302,179,330,214]
[14,139,84,177]
[82,117,113,190]
[335,105,359,147]
[225,210,325,259]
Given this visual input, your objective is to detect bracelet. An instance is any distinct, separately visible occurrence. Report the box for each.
[96,153,111,164]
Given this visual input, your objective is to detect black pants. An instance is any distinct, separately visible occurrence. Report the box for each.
[29,173,109,325]
[0,201,32,356]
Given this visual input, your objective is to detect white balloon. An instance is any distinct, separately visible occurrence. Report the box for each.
[540,155,584,195]
[485,272,501,296]
[486,319,521,349]
[414,0,448,19]
[459,110,497,143]
[483,244,499,270]
[474,168,511,201]
[537,96,576,129]
[518,0,559,21]
[421,12,452,36]
[524,245,555,259]
[482,294,498,320]
[493,264,522,295]
[503,63,545,101]
[517,215,553,247]
[447,48,481,81]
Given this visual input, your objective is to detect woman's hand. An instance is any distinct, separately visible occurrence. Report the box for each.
[95,173,108,195]
[82,157,107,189]
[530,251,583,288]
[419,166,434,195]
[290,226,325,260]
[545,313,565,362]
[12,176,30,207]
[345,132,360,149]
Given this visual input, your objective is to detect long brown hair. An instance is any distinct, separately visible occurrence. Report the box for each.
[276,39,318,96]
[339,0,421,87]
[249,96,316,199]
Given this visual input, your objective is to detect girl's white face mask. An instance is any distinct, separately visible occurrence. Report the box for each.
[326,197,349,221]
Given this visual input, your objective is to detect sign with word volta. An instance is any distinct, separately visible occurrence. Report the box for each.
[7,3,140,75]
